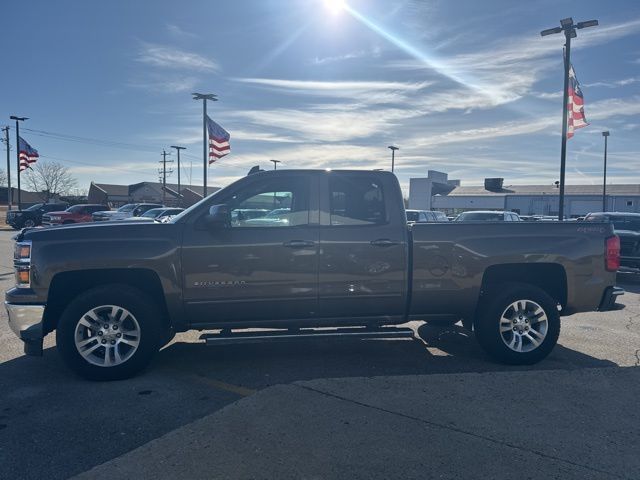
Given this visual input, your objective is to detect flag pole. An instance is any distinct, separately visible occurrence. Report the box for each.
[192,93,217,199]
[2,126,10,210]
[10,116,28,210]
[558,40,571,222]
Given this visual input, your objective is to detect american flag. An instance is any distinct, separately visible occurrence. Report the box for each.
[567,64,588,139]
[18,136,39,172]
[206,115,230,164]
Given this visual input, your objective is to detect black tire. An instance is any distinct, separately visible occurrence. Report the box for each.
[57,285,162,381]
[23,219,36,228]
[475,283,560,365]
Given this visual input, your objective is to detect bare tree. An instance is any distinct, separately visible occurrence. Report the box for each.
[0,168,7,188]
[23,161,77,202]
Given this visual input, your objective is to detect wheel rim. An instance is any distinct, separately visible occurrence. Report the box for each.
[74,305,141,367]
[499,299,548,353]
[24,219,35,228]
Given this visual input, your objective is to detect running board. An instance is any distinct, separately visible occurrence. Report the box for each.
[200,327,415,346]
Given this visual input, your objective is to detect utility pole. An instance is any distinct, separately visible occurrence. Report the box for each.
[602,131,610,212]
[1,126,11,210]
[159,150,173,205]
[9,116,27,210]
[270,159,281,170]
[171,146,186,206]
[192,93,218,198]
[541,17,598,221]
[388,145,399,172]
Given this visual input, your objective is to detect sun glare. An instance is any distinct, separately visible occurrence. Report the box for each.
[324,0,346,15]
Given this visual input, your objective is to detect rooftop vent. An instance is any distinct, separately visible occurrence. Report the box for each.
[484,178,504,191]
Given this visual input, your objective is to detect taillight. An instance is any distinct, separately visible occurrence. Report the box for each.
[606,235,620,272]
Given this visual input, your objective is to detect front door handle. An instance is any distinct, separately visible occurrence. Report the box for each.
[370,239,400,247]
[283,240,316,248]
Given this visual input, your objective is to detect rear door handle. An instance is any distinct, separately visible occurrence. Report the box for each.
[370,239,400,247]
[283,240,316,248]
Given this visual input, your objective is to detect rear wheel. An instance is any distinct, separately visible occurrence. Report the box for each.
[475,284,560,365]
[57,285,162,380]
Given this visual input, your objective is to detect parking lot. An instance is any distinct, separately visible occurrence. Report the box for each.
[0,229,639,479]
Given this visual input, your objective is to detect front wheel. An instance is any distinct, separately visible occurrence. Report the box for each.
[23,219,36,228]
[475,284,560,365]
[57,285,163,380]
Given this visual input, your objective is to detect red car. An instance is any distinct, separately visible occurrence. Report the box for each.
[42,204,109,226]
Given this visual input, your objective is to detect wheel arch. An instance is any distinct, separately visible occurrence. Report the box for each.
[479,263,568,311]
[44,268,170,334]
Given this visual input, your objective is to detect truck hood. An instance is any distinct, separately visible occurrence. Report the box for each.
[16,220,176,242]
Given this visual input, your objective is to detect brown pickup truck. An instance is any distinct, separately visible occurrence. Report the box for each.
[6,169,623,380]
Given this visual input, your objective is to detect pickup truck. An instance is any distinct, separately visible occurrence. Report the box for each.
[5,202,69,229]
[91,203,163,222]
[6,170,623,380]
[42,204,109,226]
[584,212,640,272]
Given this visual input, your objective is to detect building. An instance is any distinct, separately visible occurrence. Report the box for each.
[87,182,220,208]
[0,187,63,209]
[409,172,640,217]
[408,171,460,210]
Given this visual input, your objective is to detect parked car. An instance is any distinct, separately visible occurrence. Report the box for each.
[406,210,449,223]
[42,204,109,226]
[5,202,69,229]
[6,169,622,380]
[455,211,521,221]
[124,207,185,222]
[585,212,640,271]
[92,203,163,222]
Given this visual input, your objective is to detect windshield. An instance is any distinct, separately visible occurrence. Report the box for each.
[66,205,84,213]
[117,204,136,212]
[456,212,504,221]
[25,203,44,211]
[141,208,164,218]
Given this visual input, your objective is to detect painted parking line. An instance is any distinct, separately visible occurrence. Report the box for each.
[171,370,257,397]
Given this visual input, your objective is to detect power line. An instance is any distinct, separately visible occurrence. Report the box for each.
[22,128,158,153]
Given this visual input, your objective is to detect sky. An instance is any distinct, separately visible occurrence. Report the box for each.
[2,0,640,195]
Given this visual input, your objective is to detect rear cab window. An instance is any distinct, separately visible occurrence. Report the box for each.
[328,175,386,226]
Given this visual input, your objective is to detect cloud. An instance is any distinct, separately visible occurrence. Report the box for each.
[584,77,640,88]
[166,24,198,39]
[311,46,382,65]
[137,42,218,71]
[532,91,563,100]
[128,74,199,93]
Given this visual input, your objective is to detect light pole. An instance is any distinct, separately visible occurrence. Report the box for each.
[388,145,399,172]
[1,126,10,210]
[9,116,28,210]
[270,159,281,170]
[541,17,598,221]
[602,131,610,212]
[171,145,186,206]
[192,93,218,198]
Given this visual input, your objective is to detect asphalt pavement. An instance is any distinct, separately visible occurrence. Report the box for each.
[0,230,639,479]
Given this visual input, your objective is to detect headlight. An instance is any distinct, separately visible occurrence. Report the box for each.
[14,241,32,288]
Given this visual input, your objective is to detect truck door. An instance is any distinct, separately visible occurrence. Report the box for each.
[317,172,408,321]
[181,173,320,325]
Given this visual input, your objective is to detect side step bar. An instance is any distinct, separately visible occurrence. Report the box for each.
[200,327,415,346]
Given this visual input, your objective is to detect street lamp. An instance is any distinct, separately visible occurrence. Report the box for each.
[388,145,399,172]
[540,17,598,221]
[192,93,218,197]
[171,145,186,206]
[9,115,28,209]
[270,159,281,170]
[602,131,610,212]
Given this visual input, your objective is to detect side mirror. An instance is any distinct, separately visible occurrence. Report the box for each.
[206,204,231,228]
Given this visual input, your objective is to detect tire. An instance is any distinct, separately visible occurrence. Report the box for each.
[475,283,560,365]
[23,219,36,228]
[57,285,162,381]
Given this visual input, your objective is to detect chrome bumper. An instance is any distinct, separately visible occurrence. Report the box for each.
[6,302,45,338]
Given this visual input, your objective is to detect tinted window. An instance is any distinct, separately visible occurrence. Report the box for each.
[456,212,504,221]
[118,204,136,212]
[329,175,385,226]
[406,211,419,222]
[227,176,310,228]
[66,205,84,213]
[420,212,430,222]
[609,216,640,231]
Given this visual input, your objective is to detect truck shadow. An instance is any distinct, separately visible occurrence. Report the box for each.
[0,331,623,480]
